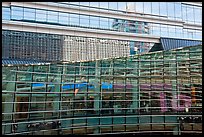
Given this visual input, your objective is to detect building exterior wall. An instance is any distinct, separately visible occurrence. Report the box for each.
[2,45,202,135]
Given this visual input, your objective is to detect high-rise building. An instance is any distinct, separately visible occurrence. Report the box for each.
[2,2,202,135]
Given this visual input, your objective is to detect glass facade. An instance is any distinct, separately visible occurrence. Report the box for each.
[2,45,202,135]
[2,3,202,40]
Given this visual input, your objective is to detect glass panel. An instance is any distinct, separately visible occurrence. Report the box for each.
[23,8,36,20]
[182,5,187,22]
[47,10,59,23]
[135,2,143,13]
[118,2,126,11]
[144,2,152,14]
[160,24,168,37]
[126,2,135,12]
[99,2,108,9]
[168,25,175,37]
[79,2,89,6]
[36,9,47,22]
[80,15,90,27]
[70,13,79,26]
[152,2,159,15]
[90,2,99,8]
[11,6,23,20]
[175,26,183,38]
[109,2,118,10]
[2,7,10,20]
[187,5,194,24]
[100,17,109,29]
[90,16,99,28]
[159,2,167,16]
[194,6,201,24]
[167,2,175,19]
[175,3,182,20]
[152,24,160,36]
[59,12,69,25]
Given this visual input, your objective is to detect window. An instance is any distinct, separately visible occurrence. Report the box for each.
[167,2,175,19]
[152,24,160,36]
[100,2,108,9]
[2,7,10,20]
[79,2,89,6]
[144,2,151,14]
[90,2,99,8]
[175,3,182,20]
[59,12,69,25]
[168,25,176,37]
[152,2,159,15]
[118,2,126,11]
[80,15,90,27]
[70,13,79,26]
[36,9,47,22]
[109,2,118,10]
[24,8,36,21]
[186,5,194,24]
[100,17,109,29]
[194,6,201,24]
[11,6,23,20]
[126,2,135,12]
[159,2,167,17]
[160,24,168,37]
[175,26,183,38]
[47,10,59,23]
[135,2,143,13]
[90,16,99,28]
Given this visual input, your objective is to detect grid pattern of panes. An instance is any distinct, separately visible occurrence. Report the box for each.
[2,4,202,40]
[2,30,130,62]
[2,45,202,135]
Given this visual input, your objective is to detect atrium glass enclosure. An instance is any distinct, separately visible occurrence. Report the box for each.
[2,45,202,135]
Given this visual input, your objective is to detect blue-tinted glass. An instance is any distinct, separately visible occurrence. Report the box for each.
[36,9,47,22]
[109,18,115,30]
[2,7,10,20]
[90,16,99,28]
[100,17,109,29]
[152,2,159,15]
[99,2,108,9]
[70,14,79,26]
[159,2,167,16]
[175,3,182,20]
[182,5,187,22]
[135,2,143,13]
[59,12,69,25]
[194,7,201,24]
[187,5,194,23]
[144,2,151,14]
[168,25,175,37]
[24,8,36,20]
[152,24,160,36]
[48,11,58,23]
[80,15,90,27]
[11,6,23,20]
[118,2,126,11]
[90,2,99,8]
[160,24,168,37]
[167,2,175,19]
[175,26,183,38]
[109,2,118,10]
[79,2,89,6]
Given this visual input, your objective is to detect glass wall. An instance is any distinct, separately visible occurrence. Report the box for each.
[2,45,202,135]
[2,4,202,40]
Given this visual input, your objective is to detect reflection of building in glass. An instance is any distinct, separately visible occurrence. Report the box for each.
[2,45,202,135]
[2,2,202,135]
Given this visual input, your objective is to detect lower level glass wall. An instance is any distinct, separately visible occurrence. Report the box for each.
[2,45,202,135]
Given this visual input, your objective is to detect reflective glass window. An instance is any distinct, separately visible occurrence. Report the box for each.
[90,2,99,8]
[152,24,160,36]
[194,6,201,24]
[100,17,109,29]
[118,2,126,11]
[47,10,59,23]
[187,5,194,23]
[152,2,159,15]
[135,2,143,13]
[79,2,89,6]
[175,3,182,20]
[109,2,118,10]
[70,13,79,26]
[168,25,176,37]
[159,2,167,17]
[11,6,23,20]
[160,24,168,37]
[90,16,99,28]
[99,2,108,9]
[36,9,47,22]
[109,18,115,30]
[167,2,175,19]
[80,14,90,27]
[24,8,36,20]
[182,5,187,22]
[59,12,69,25]
[144,2,152,14]
[2,7,10,20]
[126,2,135,12]
[175,26,183,38]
